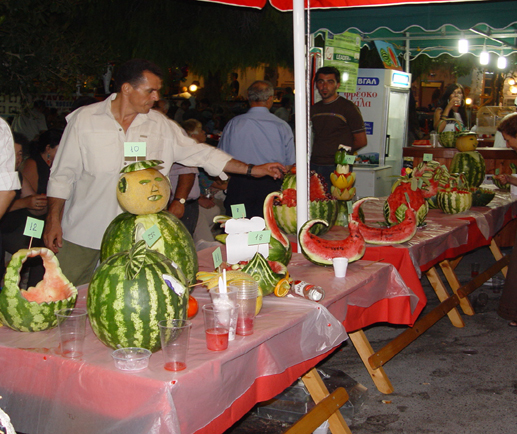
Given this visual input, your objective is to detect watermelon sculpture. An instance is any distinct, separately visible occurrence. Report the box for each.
[88,241,189,352]
[100,211,198,285]
[0,248,77,332]
[436,189,472,214]
[470,187,496,207]
[449,151,486,188]
[263,192,292,265]
[273,167,338,235]
[117,160,171,215]
[350,197,417,245]
[298,219,365,266]
[411,160,450,209]
[384,177,428,226]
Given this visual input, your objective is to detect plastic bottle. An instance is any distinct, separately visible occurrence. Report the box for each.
[291,280,325,302]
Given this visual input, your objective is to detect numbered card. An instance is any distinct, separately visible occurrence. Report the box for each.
[124,142,147,158]
[212,247,223,269]
[231,204,246,219]
[248,230,271,246]
[142,225,161,247]
[423,153,433,162]
[24,217,44,239]
[344,155,356,165]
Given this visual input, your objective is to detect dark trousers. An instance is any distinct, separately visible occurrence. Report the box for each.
[224,175,283,218]
[180,200,200,237]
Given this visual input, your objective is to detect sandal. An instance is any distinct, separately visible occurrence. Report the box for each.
[509,321,517,327]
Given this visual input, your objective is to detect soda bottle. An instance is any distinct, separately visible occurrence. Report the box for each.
[291,280,325,302]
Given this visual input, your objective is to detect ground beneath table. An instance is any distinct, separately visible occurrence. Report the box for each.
[225,245,517,434]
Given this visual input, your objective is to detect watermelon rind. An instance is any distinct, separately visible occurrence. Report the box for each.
[120,159,163,173]
[241,252,285,296]
[88,241,188,352]
[449,151,486,188]
[273,200,338,235]
[436,190,472,214]
[471,188,496,207]
[0,248,77,332]
[100,211,197,284]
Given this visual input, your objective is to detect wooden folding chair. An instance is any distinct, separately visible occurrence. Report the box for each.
[284,387,352,434]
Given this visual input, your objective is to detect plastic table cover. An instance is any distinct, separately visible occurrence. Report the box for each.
[324,190,517,278]
[0,283,346,434]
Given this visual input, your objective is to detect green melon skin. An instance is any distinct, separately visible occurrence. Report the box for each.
[471,188,496,207]
[0,248,77,332]
[273,200,338,236]
[88,247,188,353]
[100,211,197,284]
[241,252,286,296]
[436,191,472,214]
[449,151,486,188]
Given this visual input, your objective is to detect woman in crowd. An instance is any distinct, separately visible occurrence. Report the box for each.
[433,84,468,133]
[493,113,517,326]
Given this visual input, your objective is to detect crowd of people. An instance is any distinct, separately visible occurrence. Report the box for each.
[0,59,515,328]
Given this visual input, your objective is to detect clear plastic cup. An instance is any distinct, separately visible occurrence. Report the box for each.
[159,319,192,372]
[202,304,234,351]
[230,281,259,336]
[209,286,238,341]
[55,308,87,359]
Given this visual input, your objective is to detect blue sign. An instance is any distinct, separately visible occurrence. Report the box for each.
[357,77,380,86]
[365,121,374,135]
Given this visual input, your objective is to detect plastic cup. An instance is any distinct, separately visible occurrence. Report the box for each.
[430,133,439,147]
[55,308,87,359]
[332,257,349,278]
[209,287,239,341]
[159,319,192,372]
[202,304,233,351]
[230,281,258,336]
[471,262,480,278]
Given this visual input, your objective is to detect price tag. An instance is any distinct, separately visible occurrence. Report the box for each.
[347,200,353,215]
[423,153,433,162]
[142,225,161,247]
[212,247,223,269]
[124,142,147,157]
[231,204,246,219]
[24,217,44,239]
[248,230,271,246]
[344,155,356,165]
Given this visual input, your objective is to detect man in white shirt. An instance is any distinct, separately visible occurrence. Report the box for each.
[0,118,21,218]
[44,59,286,285]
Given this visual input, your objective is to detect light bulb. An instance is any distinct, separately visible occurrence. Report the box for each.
[510,85,517,95]
[480,50,489,65]
[508,78,516,86]
[498,55,507,69]
[465,97,473,105]
[458,38,469,54]
[189,84,198,92]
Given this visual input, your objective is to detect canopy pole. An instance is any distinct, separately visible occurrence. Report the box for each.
[294,0,308,241]
[405,32,410,73]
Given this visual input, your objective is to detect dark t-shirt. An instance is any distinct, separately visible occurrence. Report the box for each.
[310,96,365,165]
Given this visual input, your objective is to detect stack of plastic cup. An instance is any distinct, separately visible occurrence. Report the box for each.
[209,286,238,341]
[230,281,259,336]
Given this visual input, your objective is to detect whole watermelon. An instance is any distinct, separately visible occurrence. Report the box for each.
[0,248,77,332]
[273,169,338,235]
[88,241,189,352]
[100,211,197,284]
[449,151,486,188]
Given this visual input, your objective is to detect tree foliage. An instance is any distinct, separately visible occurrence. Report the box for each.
[0,0,113,108]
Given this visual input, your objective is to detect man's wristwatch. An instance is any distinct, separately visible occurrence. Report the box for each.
[173,198,186,205]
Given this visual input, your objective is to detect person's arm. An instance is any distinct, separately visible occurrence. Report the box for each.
[43,197,66,253]
[0,190,15,220]
[494,174,517,187]
[168,173,196,219]
[352,131,367,152]
[222,159,286,179]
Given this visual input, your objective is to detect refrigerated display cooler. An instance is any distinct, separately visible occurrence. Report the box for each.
[343,68,411,197]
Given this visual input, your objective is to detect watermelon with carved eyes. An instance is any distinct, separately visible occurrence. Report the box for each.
[117,160,171,215]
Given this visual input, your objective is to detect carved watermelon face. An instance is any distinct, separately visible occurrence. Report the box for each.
[117,167,171,215]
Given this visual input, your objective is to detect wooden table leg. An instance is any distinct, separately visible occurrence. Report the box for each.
[425,267,465,328]
[301,368,353,434]
[489,239,508,278]
[348,330,394,395]
[439,259,475,315]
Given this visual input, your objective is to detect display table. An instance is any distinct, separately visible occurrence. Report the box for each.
[0,251,420,434]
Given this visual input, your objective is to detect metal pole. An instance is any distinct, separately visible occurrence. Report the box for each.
[293,0,308,241]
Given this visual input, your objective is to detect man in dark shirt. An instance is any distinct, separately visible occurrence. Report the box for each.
[311,66,367,186]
